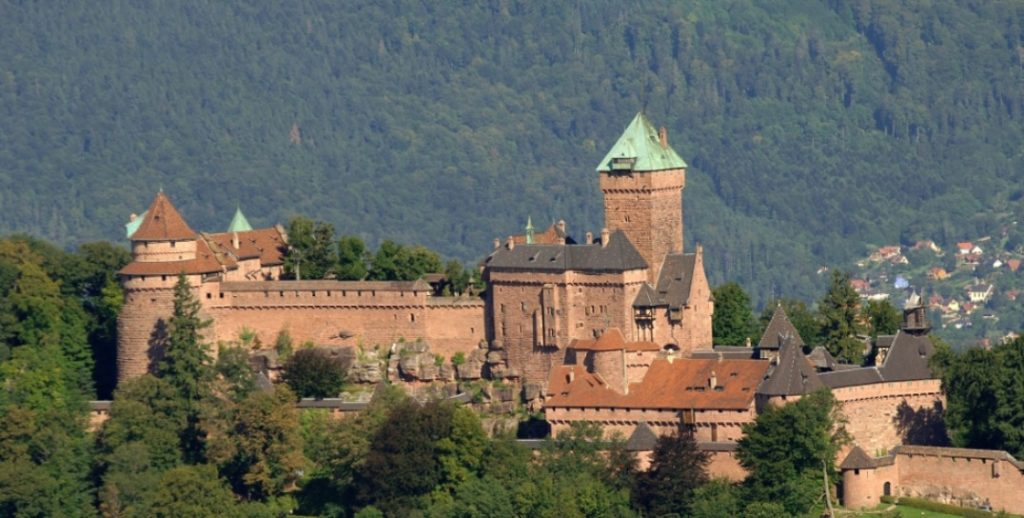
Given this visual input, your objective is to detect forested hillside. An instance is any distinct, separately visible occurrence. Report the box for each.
[2,0,1023,305]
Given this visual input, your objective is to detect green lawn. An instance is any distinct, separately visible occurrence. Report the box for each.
[852,504,960,518]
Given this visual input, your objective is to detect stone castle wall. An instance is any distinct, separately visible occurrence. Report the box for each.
[832,379,945,455]
[545,405,757,445]
[203,285,485,360]
[843,448,1024,514]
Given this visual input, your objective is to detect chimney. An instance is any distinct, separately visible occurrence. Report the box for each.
[709,370,717,390]
[601,228,610,248]
[232,231,240,250]
[129,213,138,222]
[658,127,668,149]
[556,219,567,245]
[493,238,501,250]
[506,236,515,250]
[585,231,593,245]
[567,370,575,384]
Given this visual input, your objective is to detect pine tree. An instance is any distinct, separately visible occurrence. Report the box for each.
[158,274,213,463]
[819,270,863,363]
[712,282,757,346]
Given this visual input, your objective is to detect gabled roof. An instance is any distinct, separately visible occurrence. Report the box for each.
[227,207,253,232]
[596,112,687,172]
[878,331,935,382]
[131,192,196,242]
[486,229,647,272]
[818,330,936,389]
[757,337,823,397]
[547,358,768,411]
[654,253,698,309]
[626,422,659,451]
[204,227,287,266]
[758,305,805,350]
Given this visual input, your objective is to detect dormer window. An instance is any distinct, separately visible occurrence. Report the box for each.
[611,157,636,171]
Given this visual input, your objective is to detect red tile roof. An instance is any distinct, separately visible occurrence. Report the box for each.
[546,357,768,410]
[204,227,287,266]
[131,192,196,242]
[120,238,233,276]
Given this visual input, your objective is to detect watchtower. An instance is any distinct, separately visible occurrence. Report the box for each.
[597,113,687,284]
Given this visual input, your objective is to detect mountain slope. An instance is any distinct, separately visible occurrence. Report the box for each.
[1,0,1022,305]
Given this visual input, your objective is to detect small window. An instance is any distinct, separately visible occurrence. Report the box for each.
[161,275,167,281]
[170,241,176,248]
[219,293,224,299]
[206,293,212,299]
[410,313,416,322]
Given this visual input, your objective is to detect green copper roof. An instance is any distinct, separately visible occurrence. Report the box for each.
[595,112,687,172]
[227,207,253,232]
[125,210,147,239]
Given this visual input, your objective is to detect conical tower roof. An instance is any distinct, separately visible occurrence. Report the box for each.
[596,112,687,172]
[131,192,196,241]
[227,206,253,232]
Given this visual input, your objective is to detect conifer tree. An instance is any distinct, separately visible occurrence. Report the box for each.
[819,270,863,363]
[631,428,709,516]
[712,282,758,346]
[159,274,213,463]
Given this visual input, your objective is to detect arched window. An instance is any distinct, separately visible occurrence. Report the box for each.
[883,482,891,497]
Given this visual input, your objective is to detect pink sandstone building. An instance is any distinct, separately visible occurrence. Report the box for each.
[117,112,713,385]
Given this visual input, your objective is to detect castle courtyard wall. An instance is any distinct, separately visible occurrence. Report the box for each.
[832,379,944,455]
[203,284,484,360]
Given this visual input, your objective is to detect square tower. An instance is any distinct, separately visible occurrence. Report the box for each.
[597,113,687,283]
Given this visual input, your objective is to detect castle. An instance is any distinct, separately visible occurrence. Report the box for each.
[114,111,1024,512]
[117,112,713,385]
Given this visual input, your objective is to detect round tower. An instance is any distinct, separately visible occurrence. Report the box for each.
[117,192,199,382]
[597,113,687,284]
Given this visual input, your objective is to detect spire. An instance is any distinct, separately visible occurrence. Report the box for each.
[525,216,535,244]
[596,112,687,173]
[227,206,253,233]
[130,192,195,242]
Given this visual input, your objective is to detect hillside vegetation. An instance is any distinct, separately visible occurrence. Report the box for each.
[2,0,1023,305]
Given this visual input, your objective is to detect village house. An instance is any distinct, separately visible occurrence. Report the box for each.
[967,283,994,304]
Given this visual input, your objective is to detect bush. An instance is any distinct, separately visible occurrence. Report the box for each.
[452,352,466,366]
[281,348,348,399]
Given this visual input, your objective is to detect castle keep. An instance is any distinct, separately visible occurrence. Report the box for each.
[117,112,713,385]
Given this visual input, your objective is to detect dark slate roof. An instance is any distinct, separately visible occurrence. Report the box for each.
[819,367,884,389]
[655,253,698,309]
[758,305,804,350]
[626,422,659,451]
[878,331,936,382]
[821,330,936,388]
[632,283,662,307]
[807,346,837,371]
[691,346,759,360]
[296,398,368,411]
[486,229,647,272]
[840,446,885,470]
[757,337,823,396]
[875,335,896,349]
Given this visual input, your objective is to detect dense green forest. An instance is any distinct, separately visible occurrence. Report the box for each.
[2,0,1023,306]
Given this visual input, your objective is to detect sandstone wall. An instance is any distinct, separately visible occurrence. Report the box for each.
[116,274,202,382]
[833,379,944,455]
[600,168,685,283]
[706,450,746,481]
[896,450,1024,514]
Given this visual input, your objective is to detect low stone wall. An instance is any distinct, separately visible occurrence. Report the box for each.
[842,446,1024,514]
